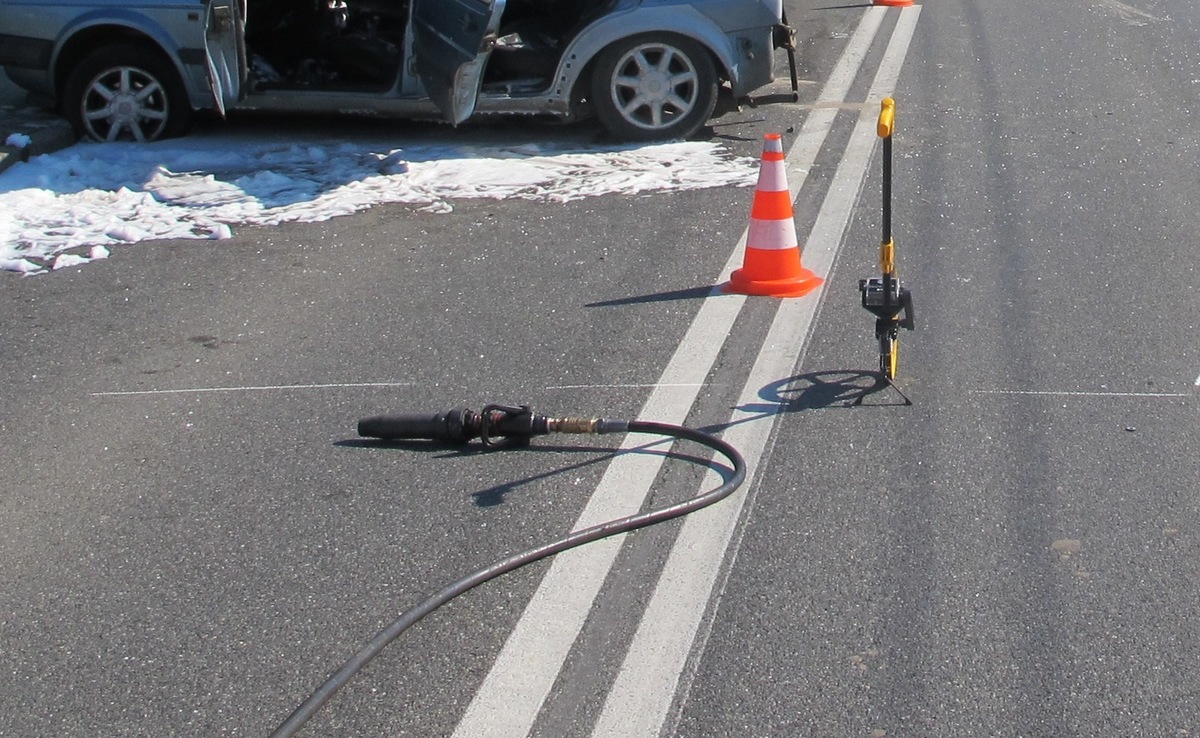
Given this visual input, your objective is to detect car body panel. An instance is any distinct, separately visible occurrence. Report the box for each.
[0,2,220,113]
[556,4,772,96]
[474,1,775,118]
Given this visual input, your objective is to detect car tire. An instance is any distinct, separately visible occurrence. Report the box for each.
[63,44,192,143]
[590,34,719,142]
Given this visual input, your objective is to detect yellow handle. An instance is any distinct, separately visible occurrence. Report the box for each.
[877,97,895,138]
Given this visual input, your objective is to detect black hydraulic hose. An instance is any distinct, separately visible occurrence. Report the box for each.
[270,419,746,738]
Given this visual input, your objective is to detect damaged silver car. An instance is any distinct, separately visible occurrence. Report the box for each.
[0,0,796,142]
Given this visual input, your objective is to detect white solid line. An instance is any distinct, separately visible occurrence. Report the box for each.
[89,382,414,397]
[450,250,747,738]
[973,389,1187,398]
[590,8,924,738]
[449,10,889,738]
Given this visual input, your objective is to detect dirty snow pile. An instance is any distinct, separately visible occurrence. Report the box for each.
[0,133,757,274]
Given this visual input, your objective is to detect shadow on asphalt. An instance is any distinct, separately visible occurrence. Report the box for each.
[753,368,911,410]
[586,286,716,307]
[335,437,723,508]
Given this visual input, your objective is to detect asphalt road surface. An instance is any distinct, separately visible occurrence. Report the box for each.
[2,1,1198,736]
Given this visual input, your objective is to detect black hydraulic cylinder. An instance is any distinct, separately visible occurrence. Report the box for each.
[358,407,473,442]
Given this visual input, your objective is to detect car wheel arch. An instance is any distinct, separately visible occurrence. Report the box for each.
[586,31,724,141]
[566,31,730,120]
[53,25,182,101]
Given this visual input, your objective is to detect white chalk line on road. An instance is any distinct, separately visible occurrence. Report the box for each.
[450,7,897,738]
[973,389,1188,398]
[591,7,923,738]
[89,382,415,397]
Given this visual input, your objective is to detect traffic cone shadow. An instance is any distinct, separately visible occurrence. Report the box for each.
[723,133,823,298]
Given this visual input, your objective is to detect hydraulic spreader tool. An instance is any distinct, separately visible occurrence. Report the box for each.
[269,404,745,737]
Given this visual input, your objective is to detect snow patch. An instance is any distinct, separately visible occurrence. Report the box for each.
[1,133,757,274]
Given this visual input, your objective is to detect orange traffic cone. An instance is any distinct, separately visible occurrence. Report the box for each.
[725,133,823,298]
[874,0,914,6]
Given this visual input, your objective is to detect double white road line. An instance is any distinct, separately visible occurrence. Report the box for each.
[453,7,923,737]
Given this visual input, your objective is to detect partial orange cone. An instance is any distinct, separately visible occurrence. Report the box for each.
[874,0,914,6]
[725,133,823,298]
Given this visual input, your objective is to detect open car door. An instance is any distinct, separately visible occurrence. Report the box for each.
[412,0,507,124]
[204,0,247,117]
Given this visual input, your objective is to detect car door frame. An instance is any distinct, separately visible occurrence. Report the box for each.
[410,0,507,124]
[203,0,246,116]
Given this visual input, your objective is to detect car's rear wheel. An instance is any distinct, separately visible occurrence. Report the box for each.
[63,44,192,143]
[590,34,719,142]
